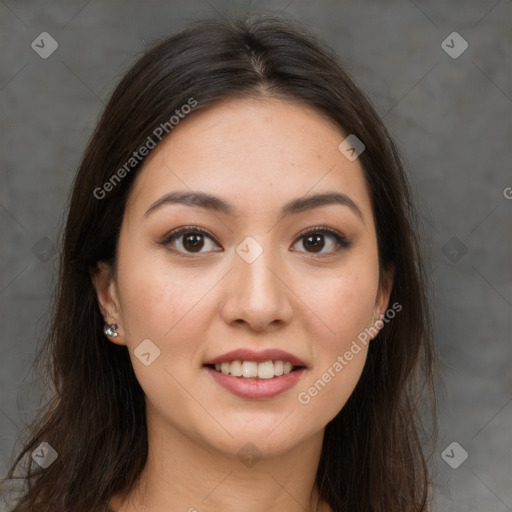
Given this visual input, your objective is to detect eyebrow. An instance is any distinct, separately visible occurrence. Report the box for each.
[143,190,364,223]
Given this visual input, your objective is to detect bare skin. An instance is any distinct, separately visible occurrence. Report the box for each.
[93,96,393,512]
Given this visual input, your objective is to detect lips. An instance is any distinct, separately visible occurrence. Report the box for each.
[203,348,307,399]
[204,348,307,367]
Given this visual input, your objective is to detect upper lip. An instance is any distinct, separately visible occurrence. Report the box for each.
[204,348,307,367]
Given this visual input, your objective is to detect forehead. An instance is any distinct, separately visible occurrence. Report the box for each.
[125,97,373,224]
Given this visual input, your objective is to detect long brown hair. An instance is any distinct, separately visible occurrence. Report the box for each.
[1,12,438,512]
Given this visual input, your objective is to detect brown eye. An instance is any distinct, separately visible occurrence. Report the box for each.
[291,227,352,255]
[182,233,205,252]
[303,234,325,253]
[161,227,221,255]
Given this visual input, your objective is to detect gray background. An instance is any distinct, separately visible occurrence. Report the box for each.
[1,1,511,511]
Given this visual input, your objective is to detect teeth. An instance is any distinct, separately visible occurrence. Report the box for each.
[258,361,274,379]
[242,361,258,378]
[211,360,298,378]
[230,360,243,377]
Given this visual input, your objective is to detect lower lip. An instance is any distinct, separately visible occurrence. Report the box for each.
[204,366,305,399]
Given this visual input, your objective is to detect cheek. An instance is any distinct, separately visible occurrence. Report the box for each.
[306,257,379,350]
[296,281,372,424]
[294,257,378,419]
[296,344,368,425]
[114,248,217,411]
[319,278,375,334]
[115,240,213,353]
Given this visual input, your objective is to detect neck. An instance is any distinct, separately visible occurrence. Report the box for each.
[111,407,330,512]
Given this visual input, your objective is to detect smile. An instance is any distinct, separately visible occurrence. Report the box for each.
[208,360,298,379]
[203,348,307,399]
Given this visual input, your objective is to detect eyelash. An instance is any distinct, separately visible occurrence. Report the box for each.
[160,225,352,258]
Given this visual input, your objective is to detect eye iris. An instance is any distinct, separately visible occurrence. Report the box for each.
[304,234,324,253]
[183,233,204,252]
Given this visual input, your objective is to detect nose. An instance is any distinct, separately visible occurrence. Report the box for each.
[219,247,294,332]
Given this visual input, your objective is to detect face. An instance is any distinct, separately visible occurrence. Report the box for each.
[93,97,392,458]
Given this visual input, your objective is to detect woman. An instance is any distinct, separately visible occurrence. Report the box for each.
[1,13,438,512]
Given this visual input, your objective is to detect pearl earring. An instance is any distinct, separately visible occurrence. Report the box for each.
[104,323,119,338]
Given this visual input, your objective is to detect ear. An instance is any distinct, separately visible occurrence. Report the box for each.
[375,265,394,318]
[370,265,395,338]
[90,261,125,345]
